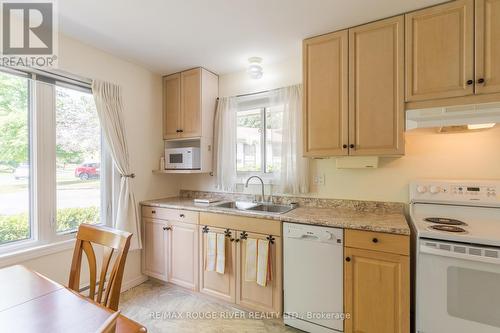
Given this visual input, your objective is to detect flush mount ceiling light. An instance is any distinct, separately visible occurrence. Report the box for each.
[247,57,263,79]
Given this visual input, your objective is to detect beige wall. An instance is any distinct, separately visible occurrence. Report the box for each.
[179,57,500,203]
[11,34,180,287]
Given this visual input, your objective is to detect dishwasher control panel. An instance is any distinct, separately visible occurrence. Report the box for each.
[284,223,343,244]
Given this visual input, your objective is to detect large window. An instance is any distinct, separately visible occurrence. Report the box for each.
[236,103,283,177]
[0,69,110,252]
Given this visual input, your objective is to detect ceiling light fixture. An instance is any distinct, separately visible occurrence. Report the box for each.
[247,57,263,79]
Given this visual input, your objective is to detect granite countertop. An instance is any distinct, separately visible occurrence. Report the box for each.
[141,196,410,236]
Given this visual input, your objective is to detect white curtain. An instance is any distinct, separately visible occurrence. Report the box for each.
[214,97,238,191]
[272,84,309,194]
[92,80,141,250]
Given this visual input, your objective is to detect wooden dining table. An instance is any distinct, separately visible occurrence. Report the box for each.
[0,265,146,333]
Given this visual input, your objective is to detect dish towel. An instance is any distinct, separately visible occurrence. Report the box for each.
[216,233,226,274]
[257,239,271,287]
[206,232,217,271]
[245,238,258,281]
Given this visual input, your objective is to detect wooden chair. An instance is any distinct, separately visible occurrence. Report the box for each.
[97,310,121,333]
[69,223,132,311]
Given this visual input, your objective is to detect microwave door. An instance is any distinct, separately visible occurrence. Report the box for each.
[169,153,183,168]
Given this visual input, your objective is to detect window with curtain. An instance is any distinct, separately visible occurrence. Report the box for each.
[0,69,111,253]
[215,84,309,194]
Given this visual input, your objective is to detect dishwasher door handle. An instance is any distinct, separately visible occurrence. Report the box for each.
[287,230,336,242]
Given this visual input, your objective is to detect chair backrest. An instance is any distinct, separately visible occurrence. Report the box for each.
[68,223,132,311]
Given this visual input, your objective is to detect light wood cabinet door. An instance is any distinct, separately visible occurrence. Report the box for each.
[163,74,181,139]
[349,16,405,156]
[303,30,349,157]
[405,0,474,101]
[143,218,168,281]
[180,68,202,138]
[199,227,236,303]
[235,232,282,314]
[475,0,500,94]
[344,247,410,333]
[168,221,198,291]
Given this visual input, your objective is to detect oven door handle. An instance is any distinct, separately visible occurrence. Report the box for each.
[420,245,500,265]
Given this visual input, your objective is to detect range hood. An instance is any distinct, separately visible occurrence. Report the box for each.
[406,102,500,131]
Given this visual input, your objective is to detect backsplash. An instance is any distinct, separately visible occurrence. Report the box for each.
[179,189,405,213]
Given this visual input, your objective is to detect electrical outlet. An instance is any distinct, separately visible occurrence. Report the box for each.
[313,174,325,186]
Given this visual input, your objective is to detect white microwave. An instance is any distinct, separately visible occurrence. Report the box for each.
[165,147,201,170]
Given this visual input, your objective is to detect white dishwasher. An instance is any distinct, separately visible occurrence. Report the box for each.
[283,222,344,333]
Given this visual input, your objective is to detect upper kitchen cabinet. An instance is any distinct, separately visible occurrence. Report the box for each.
[475,0,500,95]
[303,30,349,157]
[406,0,500,107]
[163,67,218,140]
[349,16,405,156]
[405,0,474,102]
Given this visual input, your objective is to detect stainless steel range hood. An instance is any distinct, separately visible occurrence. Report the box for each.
[406,102,500,131]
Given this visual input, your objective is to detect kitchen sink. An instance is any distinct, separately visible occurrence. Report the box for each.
[214,201,296,215]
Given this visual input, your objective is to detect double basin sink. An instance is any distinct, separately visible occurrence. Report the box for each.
[214,201,297,215]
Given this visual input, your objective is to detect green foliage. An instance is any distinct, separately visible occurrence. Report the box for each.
[0,207,99,244]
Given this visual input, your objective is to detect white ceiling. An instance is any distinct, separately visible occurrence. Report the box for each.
[59,0,447,75]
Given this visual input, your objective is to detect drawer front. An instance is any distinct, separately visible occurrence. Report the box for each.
[200,212,281,236]
[141,206,199,224]
[345,229,409,256]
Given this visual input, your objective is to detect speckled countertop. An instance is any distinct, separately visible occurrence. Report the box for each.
[141,191,410,236]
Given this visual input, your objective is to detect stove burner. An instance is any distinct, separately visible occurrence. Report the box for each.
[429,225,467,233]
[424,217,467,226]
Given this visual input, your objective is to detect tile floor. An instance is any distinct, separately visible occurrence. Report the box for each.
[120,280,300,333]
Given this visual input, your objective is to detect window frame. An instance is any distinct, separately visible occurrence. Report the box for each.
[0,69,112,256]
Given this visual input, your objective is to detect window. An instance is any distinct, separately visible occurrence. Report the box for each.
[0,72,31,246]
[236,102,283,177]
[0,69,111,253]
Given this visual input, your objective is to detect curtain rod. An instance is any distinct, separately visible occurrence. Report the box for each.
[216,88,277,100]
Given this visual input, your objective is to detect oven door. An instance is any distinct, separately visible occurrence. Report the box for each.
[417,239,500,333]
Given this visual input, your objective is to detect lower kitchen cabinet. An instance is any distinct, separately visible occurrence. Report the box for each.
[236,232,282,314]
[344,230,410,333]
[199,226,237,303]
[168,220,199,290]
[143,218,168,281]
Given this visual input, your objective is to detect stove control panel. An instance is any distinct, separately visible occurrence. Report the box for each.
[410,180,500,206]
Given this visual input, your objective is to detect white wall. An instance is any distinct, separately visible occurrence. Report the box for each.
[12,34,180,287]
[179,57,500,203]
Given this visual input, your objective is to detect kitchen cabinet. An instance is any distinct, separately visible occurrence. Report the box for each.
[199,213,282,314]
[143,217,168,281]
[168,220,199,290]
[163,73,181,140]
[406,0,500,107]
[475,0,500,95]
[344,230,410,333]
[303,30,349,157]
[162,67,218,140]
[303,17,404,157]
[349,16,405,156]
[199,226,237,303]
[142,206,199,291]
[236,231,282,314]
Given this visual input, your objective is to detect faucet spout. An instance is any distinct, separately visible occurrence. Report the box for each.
[245,175,266,202]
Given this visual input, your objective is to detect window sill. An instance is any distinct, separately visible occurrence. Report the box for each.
[0,239,76,269]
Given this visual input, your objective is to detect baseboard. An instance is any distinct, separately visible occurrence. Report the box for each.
[121,274,149,293]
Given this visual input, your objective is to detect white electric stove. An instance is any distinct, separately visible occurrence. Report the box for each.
[410,180,500,333]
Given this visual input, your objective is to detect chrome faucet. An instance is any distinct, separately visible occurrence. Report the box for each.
[245,175,269,203]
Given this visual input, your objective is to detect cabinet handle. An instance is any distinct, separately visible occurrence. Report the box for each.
[176,129,180,133]
[342,144,348,149]
[235,239,240,243]
[179,129,184,133]
[151,210,156,214]
[163,226,171,231]
[349,144,355,149]
[372,238,379,243]
[179,214,185,218]
[478,78,485,84]
[467,79,474,85]
[345,257,351,262]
